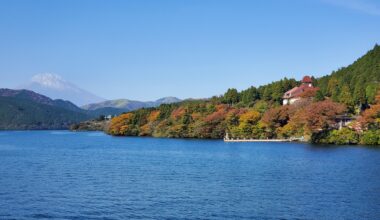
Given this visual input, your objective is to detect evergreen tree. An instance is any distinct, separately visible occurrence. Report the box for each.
[339,85,353,106]
[314,90,325,101]
[241,86,259,105]
[223,88,239,105]
[353,81,366,105]
[366,83,379,104]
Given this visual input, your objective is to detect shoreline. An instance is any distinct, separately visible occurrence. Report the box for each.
[224,139,296,143]
[1,129,379,146]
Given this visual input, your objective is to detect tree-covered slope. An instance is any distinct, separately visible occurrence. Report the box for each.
[315,44,380,106]
[87,107,128,117]
[0,89,91,129]
[0,88,85,112]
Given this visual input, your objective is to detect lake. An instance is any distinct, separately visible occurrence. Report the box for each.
[0,131,380,219]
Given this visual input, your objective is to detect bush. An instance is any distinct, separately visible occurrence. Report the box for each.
[310,131,330,144]
[327,128,359,145]
[360,130,380,145]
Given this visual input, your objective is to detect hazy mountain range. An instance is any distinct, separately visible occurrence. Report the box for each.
[18,73,105,106]
[0,88,181,129]
[82,97,182,112]
[1,74,182,129]
[16,73,182,114]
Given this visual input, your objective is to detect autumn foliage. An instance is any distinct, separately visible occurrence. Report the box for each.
[107,95,351,143]
[359,90,380,130]
[290,100,346,133]
[105,45,380,145]
[108,113,133,135]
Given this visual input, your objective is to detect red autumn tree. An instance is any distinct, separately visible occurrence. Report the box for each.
[359,89,380,129]
[291,100,346,134]
[260,105,291,137]
[300,87,320,99]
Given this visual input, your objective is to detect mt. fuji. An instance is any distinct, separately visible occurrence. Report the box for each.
[18,73,105,106]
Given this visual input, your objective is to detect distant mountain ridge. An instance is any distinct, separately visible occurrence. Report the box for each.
[18,73,105,106]
[0,89,91,129]
[0,88,182,129]
[82,97,182,111]
[0,88,83,112]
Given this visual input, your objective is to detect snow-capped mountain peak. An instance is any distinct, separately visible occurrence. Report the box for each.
[31,73,69,90]
[18,73,105,106]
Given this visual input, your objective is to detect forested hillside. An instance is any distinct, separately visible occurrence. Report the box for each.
[315,44,380,108]
[0,89,91,129]
[107,45,380,145]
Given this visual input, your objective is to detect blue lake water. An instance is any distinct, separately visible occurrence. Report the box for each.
[1,131,380,219]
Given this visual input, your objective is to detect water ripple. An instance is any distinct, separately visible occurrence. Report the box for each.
[0,131,380,219]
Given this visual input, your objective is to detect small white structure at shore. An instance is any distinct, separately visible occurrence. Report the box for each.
[224,132,304,143]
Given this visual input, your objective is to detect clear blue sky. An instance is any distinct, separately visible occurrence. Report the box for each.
[0,0,379,101]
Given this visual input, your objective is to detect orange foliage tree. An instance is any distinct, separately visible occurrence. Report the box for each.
[260,105,291,138]
[147,110,160,122]
[108,113,134,135]
[359,89,380,129]
[290,100,346,136]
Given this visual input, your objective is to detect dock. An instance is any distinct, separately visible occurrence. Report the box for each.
[224,138,292,142]
[223,133,304,143]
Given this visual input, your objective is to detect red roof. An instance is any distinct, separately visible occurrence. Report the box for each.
[283,84,314,99]
[283,75,317,99]
[302,76,312,83]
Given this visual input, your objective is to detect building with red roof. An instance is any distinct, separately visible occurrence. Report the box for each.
[302,76,312,84]
[283,75,315,105]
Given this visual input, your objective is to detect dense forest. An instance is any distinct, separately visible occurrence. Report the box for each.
[107,45,380,145]
[0,96,90,129]
[315,44,380,111]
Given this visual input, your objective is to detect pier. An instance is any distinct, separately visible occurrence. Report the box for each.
[223,133,304,143]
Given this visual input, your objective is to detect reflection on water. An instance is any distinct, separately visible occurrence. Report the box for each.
[50,131,75,135]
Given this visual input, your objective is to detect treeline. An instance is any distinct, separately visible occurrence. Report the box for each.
[107,94,379,145]
[107,97,338,139]
[216,77,299,106]
[107,45,380,145]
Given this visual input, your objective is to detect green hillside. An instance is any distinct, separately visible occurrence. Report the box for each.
[0,90,91,130]
[316,44,380,107]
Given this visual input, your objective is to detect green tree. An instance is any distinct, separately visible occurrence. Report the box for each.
[252,100,269,113]
[327,128,359,145]
[365,83,379,104]
[314,90,325,101]
[241,86,259,105]
[327,78,339,97]
[360,130,380,145]
[339,85,354,107]
[261,87,272,101]
[223,88,240,105]
[353,81,366,105]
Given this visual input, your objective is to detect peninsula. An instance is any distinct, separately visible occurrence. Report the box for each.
[106,45,380,145]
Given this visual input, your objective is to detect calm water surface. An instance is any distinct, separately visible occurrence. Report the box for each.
[0,131,380,219]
